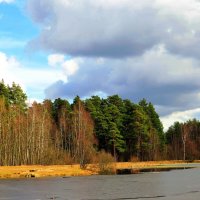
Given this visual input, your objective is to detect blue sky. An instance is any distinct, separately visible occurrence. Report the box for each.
[0,1,36,56]
[1,0,200,130]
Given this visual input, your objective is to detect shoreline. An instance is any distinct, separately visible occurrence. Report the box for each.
[0,160,199,179]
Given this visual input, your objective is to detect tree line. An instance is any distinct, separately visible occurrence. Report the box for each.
[166,120,200,161]
[0,80,199,166]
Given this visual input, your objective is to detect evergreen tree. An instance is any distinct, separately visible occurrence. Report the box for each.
[52,98,71,123]
[0,79,9,105]
[85,96,108,151]
[122,99,136,160]
[139,99,165,159]
[108,121,125,160]
[132,104,149,161]
[9,82,27,110]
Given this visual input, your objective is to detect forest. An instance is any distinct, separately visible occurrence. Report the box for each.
[0,80,200,166]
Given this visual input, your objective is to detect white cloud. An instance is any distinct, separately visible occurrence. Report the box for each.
[0,0,14,3]
[155,0,200,22]
[0,52,80,101]
[45,44,200,115]
[128,44,200,85]
[0,52,20,72]
[27,0,200,59]
[90,0,151,9]
[0,51,66,101]
[161,108,200,131]
[48,54,65,67]
[62,60,79,77]
[26,0,161,57]
[48,53,80,81]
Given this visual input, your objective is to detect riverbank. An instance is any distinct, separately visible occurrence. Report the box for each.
[0,160,199,179]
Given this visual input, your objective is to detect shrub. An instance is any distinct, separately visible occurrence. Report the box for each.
[97,150,116,175]
[129,156,139,162]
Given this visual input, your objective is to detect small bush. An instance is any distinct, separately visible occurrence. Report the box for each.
[62,152,74,165]
[43,149,74,165]
[129,156,139,162]
[79,147,97,169]
[97,150,116,175]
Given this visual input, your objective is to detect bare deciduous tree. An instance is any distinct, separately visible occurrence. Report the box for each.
[181,123,191,161]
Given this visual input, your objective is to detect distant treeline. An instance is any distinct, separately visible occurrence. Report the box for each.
[166,120,200,160]
[0,80,199,166]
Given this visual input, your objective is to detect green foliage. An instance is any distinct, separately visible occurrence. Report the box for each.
[0,80,27,110]
[52,98,71,123]
[85,95,126,158]
[166,121,182,144]
[9,82,27,110]
[85,96,165,161]
[0,80,9,105]
[139,99,165,159]
[132,104,149,160]
[108,122,125,157]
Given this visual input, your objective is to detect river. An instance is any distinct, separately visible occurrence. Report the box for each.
[0,167,200,200]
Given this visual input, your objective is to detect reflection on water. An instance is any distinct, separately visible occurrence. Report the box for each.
[116,167,194,174]
[0,167,200,200]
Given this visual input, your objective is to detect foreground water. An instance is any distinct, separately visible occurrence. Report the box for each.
[0,167,200,200]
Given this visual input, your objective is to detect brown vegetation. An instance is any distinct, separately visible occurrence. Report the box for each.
[0,160,199,179]
[0,98,95,166]
[97,150,116,175]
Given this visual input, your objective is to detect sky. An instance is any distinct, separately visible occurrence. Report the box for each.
[1,0,200,130]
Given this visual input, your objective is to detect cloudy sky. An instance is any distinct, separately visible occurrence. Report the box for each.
[1,0,200,130]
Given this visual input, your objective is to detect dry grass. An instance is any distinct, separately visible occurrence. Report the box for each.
[0,165,98,179]
[116,160,187,169]
[0,160,199,179]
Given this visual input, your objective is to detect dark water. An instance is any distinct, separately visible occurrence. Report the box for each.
[0,168,200,200]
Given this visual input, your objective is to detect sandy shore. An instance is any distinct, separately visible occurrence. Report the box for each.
[0,161,199,179]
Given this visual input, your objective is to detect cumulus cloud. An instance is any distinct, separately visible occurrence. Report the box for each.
[45,45,200,113]
[62,59,79,76]
[27,0,200,59]
[0,52,66,101]
[161,108,200,131]
[48,54,65,67]
[26,0,200,129]
[48,54,80,79]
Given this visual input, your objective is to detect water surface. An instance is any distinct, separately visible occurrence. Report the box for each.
[0,167,200,200]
